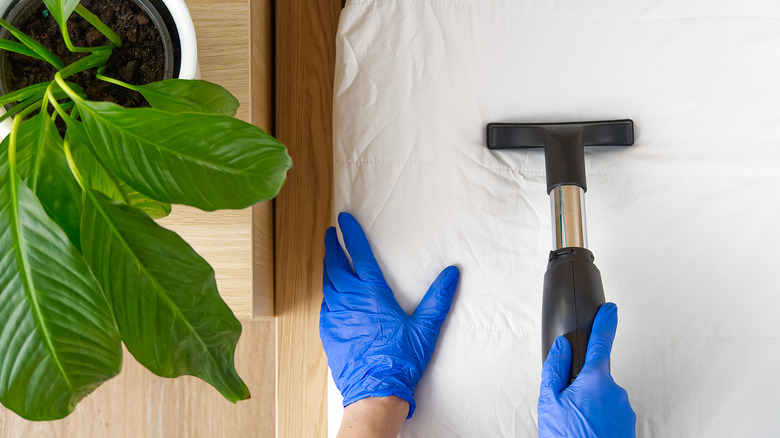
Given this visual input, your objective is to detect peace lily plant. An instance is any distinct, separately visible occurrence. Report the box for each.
[0,0,290,420]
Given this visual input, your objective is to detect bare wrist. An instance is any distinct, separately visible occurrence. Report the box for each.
[338,396,410,438]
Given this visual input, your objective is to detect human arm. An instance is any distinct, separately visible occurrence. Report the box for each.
[320,212,460,432]
[538,302,636,438]
[337,396,409,438]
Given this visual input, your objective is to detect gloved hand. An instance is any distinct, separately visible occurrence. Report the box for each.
[538,302,636,437]
[320,212,460,419]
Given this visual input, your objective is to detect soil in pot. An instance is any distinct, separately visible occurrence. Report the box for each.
[5,0,166,108]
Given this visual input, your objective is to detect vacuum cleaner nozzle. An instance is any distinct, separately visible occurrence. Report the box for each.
[486,118,634,382]
[486,119,634,193]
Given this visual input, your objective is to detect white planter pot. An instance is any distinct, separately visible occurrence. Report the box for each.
[0,0,199,138]
[161,0,199,80]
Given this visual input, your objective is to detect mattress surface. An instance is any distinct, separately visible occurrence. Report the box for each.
[330,1,780,436]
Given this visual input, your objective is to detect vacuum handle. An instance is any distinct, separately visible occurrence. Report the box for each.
[541,247,605,383]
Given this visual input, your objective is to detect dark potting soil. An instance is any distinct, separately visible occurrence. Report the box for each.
[5,0,166,107]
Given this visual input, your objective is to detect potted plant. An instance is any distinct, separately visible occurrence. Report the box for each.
[0,0,291,421]
[0,0,200,134]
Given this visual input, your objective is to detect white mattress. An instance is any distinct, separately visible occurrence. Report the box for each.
[330,1,780,436]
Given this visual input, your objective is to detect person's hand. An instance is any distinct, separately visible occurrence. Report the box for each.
[538,302,636,437]
[320,212,460,419]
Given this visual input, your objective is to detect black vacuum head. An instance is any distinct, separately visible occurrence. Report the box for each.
[486,119,634,193]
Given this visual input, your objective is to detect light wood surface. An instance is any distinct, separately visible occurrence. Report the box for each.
[0,0,277,436]
[160,0,255,320]
[157,205,253,318]
[162,0,277,322]
[275,1,342,436]
[251,0,275,319]
[0,321,275,438]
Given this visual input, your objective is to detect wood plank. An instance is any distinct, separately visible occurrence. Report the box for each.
[160,0,254,320]
[251,0,275,319]
[0,321,275,438]
[275,0,342,436]
[156,205,253,318]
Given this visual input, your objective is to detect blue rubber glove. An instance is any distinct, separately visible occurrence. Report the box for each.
[538,302,636,437]
[320,212,460,419]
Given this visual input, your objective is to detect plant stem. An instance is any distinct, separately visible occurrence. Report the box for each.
[64,103,131,205]
[45,96,75,127]
[74,5,122,48]
[96,68,137,91]
[58,50,112,81]
[7,111,23,175]
[53,73,78,101]
[45,83,72,123]
[59,101,75,114]
[13,101,44,121]
[62,137,87,192]
[59,21,114,53]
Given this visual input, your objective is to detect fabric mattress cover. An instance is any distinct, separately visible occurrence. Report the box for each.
[330,1,780,436]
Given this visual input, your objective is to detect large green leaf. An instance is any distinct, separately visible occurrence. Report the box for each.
[75,100,291,211]
[131,79,240,116]
[0,168,122,420]
[21,114,84,247]
[68,121,171,219]
[0,115,84,248]
[80,191,249,401]
[42,0,80,28]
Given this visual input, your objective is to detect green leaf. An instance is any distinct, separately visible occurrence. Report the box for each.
[0,81,84,108]
[0,18,64,69]
[20,114,83,247]
[68,121,171,219]
[0,39,46,62]
[75,100,291,211]
[0,168,122,420]
[59,50,111,79]
[0,115,84,248]
[80,191,249,401]
[130,79,240,116]
[42,0,80,29]
[74,5,122,47]
[0,82,51,107]
[0,96,40,124]
[0,81,86,124]
[121,187,171,219]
